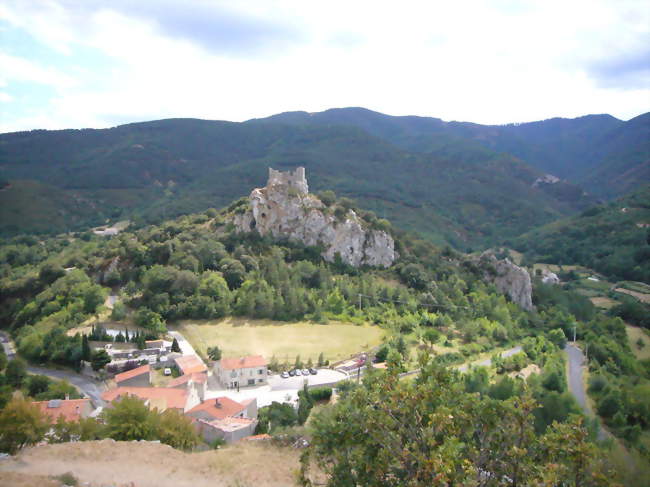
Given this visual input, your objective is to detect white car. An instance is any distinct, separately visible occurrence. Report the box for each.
[281,371,289,378]
[294,369,302,376]
[301,368,310,376]
[163,368,172,376]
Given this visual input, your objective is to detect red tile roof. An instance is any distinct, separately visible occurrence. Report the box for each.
[174,355,208,374]
[115,365,150,384]
[186,396,245,420]
[33,399,91,423]
[219,355,267,370]
[167,372,207,387]
[102,387,188,410]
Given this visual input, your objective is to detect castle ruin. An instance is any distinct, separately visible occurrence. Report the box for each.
[267,167,308,195]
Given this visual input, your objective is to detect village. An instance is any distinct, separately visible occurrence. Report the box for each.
[25,328,352,446]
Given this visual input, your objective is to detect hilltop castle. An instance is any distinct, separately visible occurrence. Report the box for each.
[233,167,396,268]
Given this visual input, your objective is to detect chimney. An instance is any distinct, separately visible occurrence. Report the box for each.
[75,406,80,415]
[215,398,222,408]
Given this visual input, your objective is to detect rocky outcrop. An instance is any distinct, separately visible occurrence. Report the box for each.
[541,269,560,285]
[233,167,396,268]
[478,252,533,311]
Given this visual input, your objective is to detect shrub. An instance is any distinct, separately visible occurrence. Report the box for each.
[310,387,333,402]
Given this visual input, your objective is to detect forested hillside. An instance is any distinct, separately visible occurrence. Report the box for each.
[0,119,591,247]
[515,185,650,283]
[254,107,649,196]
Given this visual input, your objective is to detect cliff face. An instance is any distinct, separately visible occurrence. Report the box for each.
[233,167,396,268]
[479,252,534,311]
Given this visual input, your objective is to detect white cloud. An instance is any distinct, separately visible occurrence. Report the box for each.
[0,0,648,131]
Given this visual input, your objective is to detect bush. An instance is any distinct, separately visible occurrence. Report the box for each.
[310,387,333,402]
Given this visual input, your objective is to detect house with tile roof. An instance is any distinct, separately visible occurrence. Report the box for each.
[101,385,200,412]
[174,354,208,376]
[213,355,268,389]
[32,398,93,424]
[186,396,258,444]
[167,373,207,401]
[115,364,151,387]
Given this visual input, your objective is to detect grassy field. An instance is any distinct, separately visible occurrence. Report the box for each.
[175,317,385,364]
[615,287,650,304]
[626,324,650,361]
[590,296,618,309]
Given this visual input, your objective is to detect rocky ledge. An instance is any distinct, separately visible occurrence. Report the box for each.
[477,252,534,311]
[233,167,396,268]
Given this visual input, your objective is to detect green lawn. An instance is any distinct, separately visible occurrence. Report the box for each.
[174,317,385,364]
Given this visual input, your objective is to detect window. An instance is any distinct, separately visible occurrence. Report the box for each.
[258,369,264,375]
[248,379,255,386]
[258,379,263,383]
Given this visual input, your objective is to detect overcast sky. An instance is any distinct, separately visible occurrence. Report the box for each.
[0,0,648,132]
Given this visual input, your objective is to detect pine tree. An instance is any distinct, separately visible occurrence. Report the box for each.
[81,334,91,361]
[171,338,181,353]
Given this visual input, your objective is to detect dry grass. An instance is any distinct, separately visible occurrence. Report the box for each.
[0,472,63,487]
[590,296,618,309]
[625,325,650,361]
[175,317,385,363]
[0,439,317,487]
[615,287,650,304]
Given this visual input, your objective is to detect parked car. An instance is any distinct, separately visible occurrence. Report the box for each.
[281,371,289,378]
[289,369,296,377]
[302,368,310,376]
[295,369,302,376]
[309,368,317,375]
[163,368,172,376]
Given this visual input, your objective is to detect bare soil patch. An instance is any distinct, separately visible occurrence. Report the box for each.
[0,439,312,487]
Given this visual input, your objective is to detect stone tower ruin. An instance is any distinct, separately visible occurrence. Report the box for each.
[267,167,308,195]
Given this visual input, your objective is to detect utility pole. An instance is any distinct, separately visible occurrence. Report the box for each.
[573,324,577,343]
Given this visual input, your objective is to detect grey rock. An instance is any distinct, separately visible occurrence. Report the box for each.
[233,167,395,268]
[479,252,533,311]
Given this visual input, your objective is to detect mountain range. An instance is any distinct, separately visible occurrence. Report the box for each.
[0,107,647,247]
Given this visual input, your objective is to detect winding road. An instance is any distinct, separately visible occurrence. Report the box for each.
[0,331,107,407]
[565,343,609,440]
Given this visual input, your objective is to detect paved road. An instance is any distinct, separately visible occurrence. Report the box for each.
[565,343,609,440]
[565,343,590,413]
[26,365,107,407]
[168,330,202,358]
[1,331,106,407]
[267,369,348,391]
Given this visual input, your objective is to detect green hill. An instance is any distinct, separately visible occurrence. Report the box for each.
[514,185,650,282]
[253,107,648,196]
[0,119,592,247]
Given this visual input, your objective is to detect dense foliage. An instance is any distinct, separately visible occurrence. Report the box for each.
[516,185,650,282]
[303,358,614,486]
[0,116,596,249]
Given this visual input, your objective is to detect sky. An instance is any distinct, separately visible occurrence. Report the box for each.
[0,0,648,132]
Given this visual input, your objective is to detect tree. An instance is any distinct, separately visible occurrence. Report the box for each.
[171,338,181,353]
[134,308,166,333]
[81,334,91,361]
[111,301,127,321]
[303,358,612,487]
[90,349,111,371]
[6,358,27,387]
[548,328,567,349]
[207,345,221,361]
[317,352,325,367]
[157,409,200,451]
[103,395,157,441]
[0,396,49,454]
[423,328,441,351]
[26,375,51,397]
[83,285,106,314]
[298,383,314,425]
